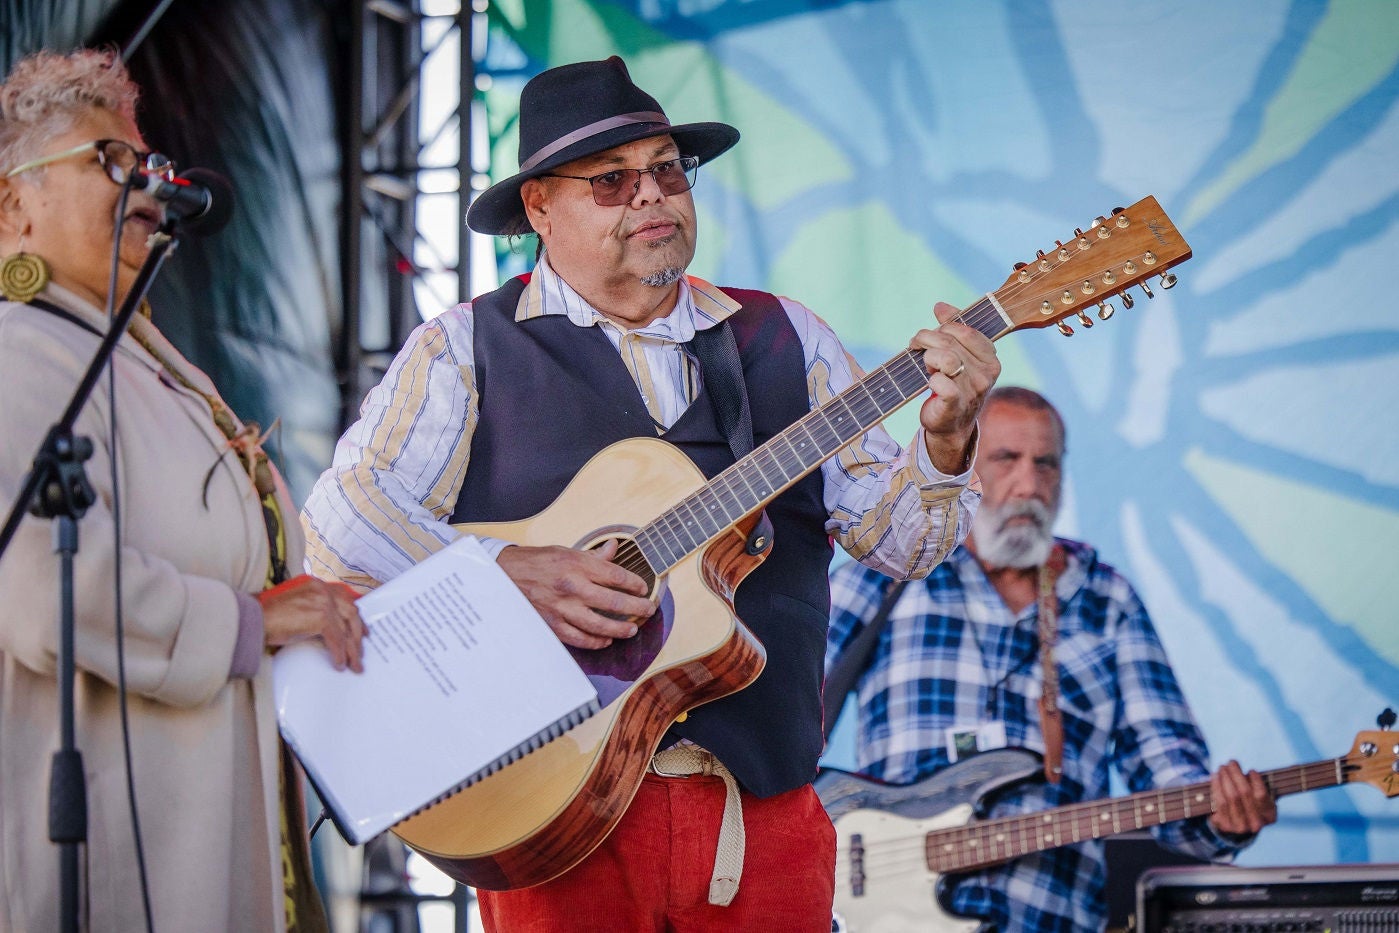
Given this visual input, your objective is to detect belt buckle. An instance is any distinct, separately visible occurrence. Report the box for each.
[650,757,685,777]
[649,744,712,777]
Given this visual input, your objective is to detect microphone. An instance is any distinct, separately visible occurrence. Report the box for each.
[132,167,235,236]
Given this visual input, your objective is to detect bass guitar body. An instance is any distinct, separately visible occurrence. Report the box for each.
[816,749,1043,933]
[391,436,768,890]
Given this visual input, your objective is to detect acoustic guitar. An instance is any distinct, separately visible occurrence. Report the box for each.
[391,196,1194,891]
[816,721,1399,932]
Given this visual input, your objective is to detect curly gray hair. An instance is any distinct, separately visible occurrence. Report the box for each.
[0,48,142,181]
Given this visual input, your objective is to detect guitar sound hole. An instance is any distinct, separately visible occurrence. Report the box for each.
[609,537,657,594]
[590,537,658,621]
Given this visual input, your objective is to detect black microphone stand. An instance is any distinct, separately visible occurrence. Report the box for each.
[0,217,182,933]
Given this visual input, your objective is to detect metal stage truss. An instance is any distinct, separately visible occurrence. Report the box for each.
[339,0,482,430]
[334,4,482,929]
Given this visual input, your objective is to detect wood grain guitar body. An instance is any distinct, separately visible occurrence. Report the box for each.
[391,436,767,890]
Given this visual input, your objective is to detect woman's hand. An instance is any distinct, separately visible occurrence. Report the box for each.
[257,575,366,672]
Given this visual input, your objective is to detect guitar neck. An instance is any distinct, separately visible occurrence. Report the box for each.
[631,299,1011,575]
[928,757,1346,873]
[623,195,1193,576]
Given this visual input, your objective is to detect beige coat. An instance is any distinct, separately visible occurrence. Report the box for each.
[0,285,301,932]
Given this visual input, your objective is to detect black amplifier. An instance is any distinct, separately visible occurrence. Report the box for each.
[1136,863,1399,933]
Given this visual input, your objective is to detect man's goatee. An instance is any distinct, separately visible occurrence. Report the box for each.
[640,267,684,287]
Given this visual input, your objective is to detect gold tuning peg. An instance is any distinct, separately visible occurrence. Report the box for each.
[1140,280,1155,299]
[1057,321,1074,337]
[1121,292,1135,309]
[1097,301,1115,321]
[1159,272,1177,289]
[1076,311,1094,328]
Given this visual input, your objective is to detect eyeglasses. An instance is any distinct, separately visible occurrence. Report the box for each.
[5,138,176,185]
[543,156,700,207]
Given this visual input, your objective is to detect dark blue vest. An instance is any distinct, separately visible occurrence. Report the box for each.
[451,277,833,797]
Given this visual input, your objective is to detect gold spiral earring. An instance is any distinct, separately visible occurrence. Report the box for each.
[0,237,51,303]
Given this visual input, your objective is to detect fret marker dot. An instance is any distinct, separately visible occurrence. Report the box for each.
[1195,793,1205,802]
[1044,834,1053,842]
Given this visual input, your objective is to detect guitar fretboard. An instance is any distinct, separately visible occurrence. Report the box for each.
[926,757,1345,873]
[631,297,1009,574]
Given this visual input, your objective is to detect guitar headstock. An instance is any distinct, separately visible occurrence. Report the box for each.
[988,195,1191,338]
[1343,729,1399,797]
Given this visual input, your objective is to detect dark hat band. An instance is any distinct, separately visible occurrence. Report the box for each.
[519,111,668,172]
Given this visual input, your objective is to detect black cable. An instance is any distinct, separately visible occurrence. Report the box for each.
[119,0,178,64]
[310,808,328,840]
[105,179,156,933]
[964,613,1039,719]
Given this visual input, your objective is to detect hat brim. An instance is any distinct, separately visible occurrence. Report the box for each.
[465,120,739,235]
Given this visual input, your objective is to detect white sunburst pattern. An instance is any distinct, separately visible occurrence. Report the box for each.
[478,0,1399,866]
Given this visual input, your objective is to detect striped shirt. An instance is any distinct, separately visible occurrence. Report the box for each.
[301,253,977,591]
[825,540,1247,933]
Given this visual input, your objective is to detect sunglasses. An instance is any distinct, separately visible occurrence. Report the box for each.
[5,138,176,186]
[542,155,700,207]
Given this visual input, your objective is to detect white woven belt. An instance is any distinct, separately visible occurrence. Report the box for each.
[650,745,744,906]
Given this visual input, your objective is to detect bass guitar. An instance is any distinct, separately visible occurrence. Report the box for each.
[816,722,1399,933]
[392,196,1193,891]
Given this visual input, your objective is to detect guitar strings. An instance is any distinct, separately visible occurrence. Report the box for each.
[604,232,1162,580]
[609,304,1019,577]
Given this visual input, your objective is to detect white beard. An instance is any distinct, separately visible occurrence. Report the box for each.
[972,498,1057,569]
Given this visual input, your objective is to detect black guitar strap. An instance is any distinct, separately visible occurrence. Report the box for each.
[822,576,910,742]
[689,321,772,556]
[689,320,753,461]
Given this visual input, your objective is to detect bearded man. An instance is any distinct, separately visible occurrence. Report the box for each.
[823,386,1277,933]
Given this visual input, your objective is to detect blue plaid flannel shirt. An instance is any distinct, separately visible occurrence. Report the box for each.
[825,539,1247,933]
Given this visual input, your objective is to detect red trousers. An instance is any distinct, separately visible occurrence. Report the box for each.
[478,772,836,932]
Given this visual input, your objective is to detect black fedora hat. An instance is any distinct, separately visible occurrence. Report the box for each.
[465,56,739,236]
